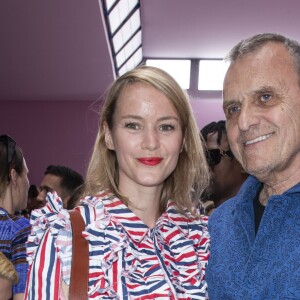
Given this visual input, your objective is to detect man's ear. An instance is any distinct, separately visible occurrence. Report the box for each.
[103,122,115,150]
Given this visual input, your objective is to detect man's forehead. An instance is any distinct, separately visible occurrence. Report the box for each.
[40,174,62,190]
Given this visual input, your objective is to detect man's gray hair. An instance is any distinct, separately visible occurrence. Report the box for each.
[225,33,300,86]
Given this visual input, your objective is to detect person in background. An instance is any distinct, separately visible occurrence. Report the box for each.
[26,185,43,216]
[206,33,300,299]
[200,120,248,215]
[65,183,85,210]
[0,135,30,300]
[37,164,84,209]
[25,65,210,299]
[0,252,19,300]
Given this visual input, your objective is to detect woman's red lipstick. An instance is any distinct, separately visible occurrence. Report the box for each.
[137,157,163,166]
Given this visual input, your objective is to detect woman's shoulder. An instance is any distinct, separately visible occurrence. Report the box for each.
[29,192,106,230]
[27,192,71,259]
[164,201,209,239]
[12,215,30,230]
[74,192,110,222]
[0,209,30,236]
[28,191,107,242]
[157,202,210,263]
[9,216,31,244]
[166,200,208,224]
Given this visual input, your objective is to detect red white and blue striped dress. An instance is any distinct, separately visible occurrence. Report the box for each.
[25,191,210,299]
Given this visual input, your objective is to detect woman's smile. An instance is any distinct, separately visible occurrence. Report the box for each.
[137,157,163,166]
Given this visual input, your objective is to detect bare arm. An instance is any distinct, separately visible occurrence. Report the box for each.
[61,281,69,299]
[13,293,24,300]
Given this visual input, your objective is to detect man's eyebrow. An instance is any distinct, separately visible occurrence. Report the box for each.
[251,86,275,95]
[40,185,53,191]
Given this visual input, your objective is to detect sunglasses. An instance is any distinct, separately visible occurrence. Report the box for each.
[0,134,16,179]
[205,148,234,166]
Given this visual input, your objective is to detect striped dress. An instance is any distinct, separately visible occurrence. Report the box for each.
[0,207,31,294]
[25,192,210,299]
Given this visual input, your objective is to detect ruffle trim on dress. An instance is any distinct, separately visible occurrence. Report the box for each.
[152,205,208,298]
[27,191,209,299]
[79,194,129,298]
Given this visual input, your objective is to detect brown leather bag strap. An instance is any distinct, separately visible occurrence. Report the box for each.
[69,209,89,300]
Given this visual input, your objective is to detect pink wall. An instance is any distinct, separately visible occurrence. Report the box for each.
[0,100,99,185]
[0,96,225,186]
[190,98,225,130]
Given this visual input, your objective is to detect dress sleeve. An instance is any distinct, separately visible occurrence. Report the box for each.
[193,215,210,279]
[25,192,72,300]
[11,216,31,294]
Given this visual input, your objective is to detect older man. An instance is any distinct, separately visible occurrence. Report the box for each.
[206,33,300,299]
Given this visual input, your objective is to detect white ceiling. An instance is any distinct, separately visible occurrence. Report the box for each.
[1,0,300,101]
[141,0,300,59]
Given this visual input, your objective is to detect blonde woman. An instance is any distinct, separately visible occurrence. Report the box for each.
[25,66,210,299]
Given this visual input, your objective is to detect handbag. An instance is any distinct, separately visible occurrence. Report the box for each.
[69,209,89,299]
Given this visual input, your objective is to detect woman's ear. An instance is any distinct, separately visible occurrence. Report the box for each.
[9,169,18,187]
[103,122,115,150]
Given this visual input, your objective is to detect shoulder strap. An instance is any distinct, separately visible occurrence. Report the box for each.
[69,209,89,299]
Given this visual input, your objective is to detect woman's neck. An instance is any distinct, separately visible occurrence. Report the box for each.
[120,184,162,229]
[0,185,14,214]
[130,204,161,229]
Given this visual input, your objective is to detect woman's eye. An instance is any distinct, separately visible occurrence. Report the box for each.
[159,124,175,131]
[260,94,272,102]
[125,122,140,130]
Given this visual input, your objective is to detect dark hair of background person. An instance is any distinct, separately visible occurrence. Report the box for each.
[28,184,39,200]
[26,185,44,216]
[199,120,227,213]
[44,165,84,196]
[66,184,84,210]
[201,120,226,145]
[199,120,248,215]
[0,137,24,199]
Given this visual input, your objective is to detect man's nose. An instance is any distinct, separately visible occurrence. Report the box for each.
[36,189,46,202]
[237,103,260,132]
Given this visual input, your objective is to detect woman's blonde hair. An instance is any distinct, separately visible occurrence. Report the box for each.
[85,65,209,214]
[0,252,18,285]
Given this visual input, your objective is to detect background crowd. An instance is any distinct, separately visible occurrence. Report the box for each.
[1,32,300,299]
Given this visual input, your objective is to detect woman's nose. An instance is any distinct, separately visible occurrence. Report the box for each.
[141,129,160,150]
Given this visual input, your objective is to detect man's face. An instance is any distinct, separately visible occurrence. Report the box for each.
[37,174,68,207]
[223,42,300,184]
[205,131,243,205]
